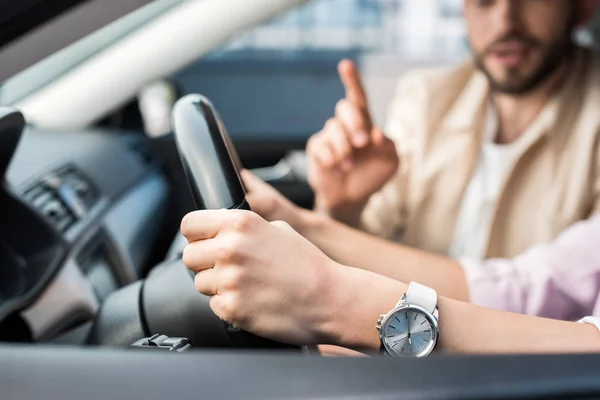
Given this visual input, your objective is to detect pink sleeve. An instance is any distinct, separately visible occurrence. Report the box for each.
[461,215,600,320]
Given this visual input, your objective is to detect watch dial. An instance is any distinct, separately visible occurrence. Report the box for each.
[383,309,434,357]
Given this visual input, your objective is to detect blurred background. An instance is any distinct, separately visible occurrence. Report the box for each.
[171,0,598,142]
[2,0,600,145]
[174,0,468,138]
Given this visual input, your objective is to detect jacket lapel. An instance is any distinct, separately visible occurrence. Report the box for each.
[484,49,589,257]
[404,65,490,254]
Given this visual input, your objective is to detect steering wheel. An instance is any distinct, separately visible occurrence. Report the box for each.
[170,94,298,350]
[0,101,297,349]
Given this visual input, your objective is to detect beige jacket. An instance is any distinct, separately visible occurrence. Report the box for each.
[361,49,600,259]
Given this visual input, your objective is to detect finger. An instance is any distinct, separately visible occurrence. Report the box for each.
[181,209,241,242]
[371,126,387,146]
[209,295,228,323]
[239,169,263,210]
[335,99,370,148]
[182,241,216,273]
[315,142,337,169]
[317,345,368,357]
[309,135,337,168]
[241,169,281,219]
[181,210,219,242]
[326,119,354,170]
[194,268,219,296]
[271,220,294,232]
[338,59,370,114]
[240,169,263,192]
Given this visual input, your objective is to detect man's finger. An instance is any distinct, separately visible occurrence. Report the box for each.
[338,59,369,113]
[310,136,337,168]
[371,126,387,146]
[327,119,354,170]
[335,99,371,148]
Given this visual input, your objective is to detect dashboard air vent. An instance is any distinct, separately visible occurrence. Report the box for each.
[24,186,74,232]
[56,166,100,210]
[22,166,100,233]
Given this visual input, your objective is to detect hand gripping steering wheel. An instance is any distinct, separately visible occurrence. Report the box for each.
[172,94,298,350]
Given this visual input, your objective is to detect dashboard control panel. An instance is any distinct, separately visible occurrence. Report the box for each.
[22,165,100,233]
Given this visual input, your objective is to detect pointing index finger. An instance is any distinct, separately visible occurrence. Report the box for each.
[338,59,370,114]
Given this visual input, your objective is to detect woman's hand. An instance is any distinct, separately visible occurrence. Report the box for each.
[180,209,345,345]
[180,210,600,355]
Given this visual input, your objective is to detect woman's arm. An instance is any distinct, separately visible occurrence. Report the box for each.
[180,209,600,355]
[243,170,600,320]
[325,267,600,354]
[297,209,600,321]
[295,208,470,301]
[243,169,470,301]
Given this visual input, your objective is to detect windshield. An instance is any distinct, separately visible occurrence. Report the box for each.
[207,0,467,61]
[171,0,469,140]
[0,0,185,106]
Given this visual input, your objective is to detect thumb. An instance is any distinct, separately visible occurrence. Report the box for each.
[371,127,387,146]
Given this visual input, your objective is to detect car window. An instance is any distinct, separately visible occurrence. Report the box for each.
[172,0,600,140]
[172,0,469,140]
[210,0,467,60]
[0,0,185,106]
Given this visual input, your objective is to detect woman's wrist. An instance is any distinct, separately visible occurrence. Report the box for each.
[317,264,407,351]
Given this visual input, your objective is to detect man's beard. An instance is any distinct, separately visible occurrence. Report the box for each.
[473,29,575,95]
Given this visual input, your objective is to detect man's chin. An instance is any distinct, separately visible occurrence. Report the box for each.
[483,67,543,95]
[489,81,535,95]
[479,49,570,95]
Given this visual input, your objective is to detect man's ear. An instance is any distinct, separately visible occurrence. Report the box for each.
[577,0,600,27]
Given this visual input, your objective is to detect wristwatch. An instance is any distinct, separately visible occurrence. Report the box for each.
[377,282,439,357]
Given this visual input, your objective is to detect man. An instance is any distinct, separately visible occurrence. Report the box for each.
[307,0,600,260]
[235,0,600,323]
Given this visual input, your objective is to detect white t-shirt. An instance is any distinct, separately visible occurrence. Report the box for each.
[447,102,600,333]
[449,101,519,260]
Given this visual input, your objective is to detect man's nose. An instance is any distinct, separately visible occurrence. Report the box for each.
[492,0,525,35]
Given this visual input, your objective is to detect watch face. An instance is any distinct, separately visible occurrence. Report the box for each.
[381,306,437,357]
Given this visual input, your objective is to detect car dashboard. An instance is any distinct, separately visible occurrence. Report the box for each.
[0,126,171,343]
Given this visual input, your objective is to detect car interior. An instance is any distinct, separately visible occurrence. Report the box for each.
[2,0,600,399]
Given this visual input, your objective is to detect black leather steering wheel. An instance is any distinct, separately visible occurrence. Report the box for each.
[171,94,298,350]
